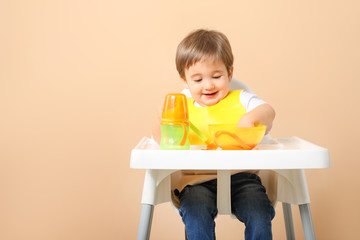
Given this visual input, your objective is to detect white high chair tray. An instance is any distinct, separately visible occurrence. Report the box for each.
[130,136,330,170]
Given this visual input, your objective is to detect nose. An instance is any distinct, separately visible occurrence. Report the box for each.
[204,79,215,90]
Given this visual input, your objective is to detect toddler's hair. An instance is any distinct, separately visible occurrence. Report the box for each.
[176,29,234,79]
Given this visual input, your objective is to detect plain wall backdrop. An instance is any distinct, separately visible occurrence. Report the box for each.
[1,0,359,239]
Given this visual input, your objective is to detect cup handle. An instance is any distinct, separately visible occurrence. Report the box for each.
[179,122,188,146]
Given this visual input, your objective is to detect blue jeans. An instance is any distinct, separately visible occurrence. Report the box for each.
[178,172,275,240]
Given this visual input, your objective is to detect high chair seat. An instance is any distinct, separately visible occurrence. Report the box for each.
[131,79,330,240]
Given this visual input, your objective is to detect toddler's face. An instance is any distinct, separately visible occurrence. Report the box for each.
[182,57,233,107]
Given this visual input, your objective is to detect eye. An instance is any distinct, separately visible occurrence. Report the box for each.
[213,75,222,79]
[194,78,202,82]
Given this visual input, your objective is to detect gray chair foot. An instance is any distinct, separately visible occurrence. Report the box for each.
[137,204,154,240]
[299,203,316,240]
[282,202,295,240]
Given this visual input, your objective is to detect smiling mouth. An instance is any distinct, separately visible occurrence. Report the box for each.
[203,92,218,97]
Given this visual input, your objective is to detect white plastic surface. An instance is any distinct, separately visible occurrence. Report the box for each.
[130,136,330,212]
[130,136,330,170]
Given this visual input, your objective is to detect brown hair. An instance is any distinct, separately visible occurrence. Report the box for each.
[176,29,234,79]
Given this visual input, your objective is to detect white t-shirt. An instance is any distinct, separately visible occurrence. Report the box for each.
[181,88,267,112]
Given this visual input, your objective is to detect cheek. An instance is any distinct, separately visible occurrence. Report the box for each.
[221,81,230,90]
[191,89,201,97]
[190,84,201,92]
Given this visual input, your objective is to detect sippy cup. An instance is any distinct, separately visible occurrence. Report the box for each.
[160,93,190,150]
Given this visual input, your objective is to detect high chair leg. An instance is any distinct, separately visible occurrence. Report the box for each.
[217,170,231,215]
[282,202,295,240]
[299,204,316,240]
[137,204,154,240]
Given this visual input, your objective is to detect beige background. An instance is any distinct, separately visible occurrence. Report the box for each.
[1,0,359,239]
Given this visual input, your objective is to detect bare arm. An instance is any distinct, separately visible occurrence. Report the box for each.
[237,103,275,135]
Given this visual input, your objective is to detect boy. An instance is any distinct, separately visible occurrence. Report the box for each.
[153,29,276,240]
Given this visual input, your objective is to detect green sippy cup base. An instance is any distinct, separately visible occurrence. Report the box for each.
[160,125,190,150]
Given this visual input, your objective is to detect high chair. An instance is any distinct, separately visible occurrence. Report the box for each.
[130,79,330,240]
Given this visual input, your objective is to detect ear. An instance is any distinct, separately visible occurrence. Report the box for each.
[181,76,189,88]
[228,66,234,81]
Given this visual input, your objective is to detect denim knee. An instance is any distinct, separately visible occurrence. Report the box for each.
[179,185,218,219]
[179,185,218,240]
[231,173,275,240]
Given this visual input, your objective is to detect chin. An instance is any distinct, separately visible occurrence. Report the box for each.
[203,99,220,107]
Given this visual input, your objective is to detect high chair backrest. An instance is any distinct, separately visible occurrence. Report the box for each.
[229,78,255,93]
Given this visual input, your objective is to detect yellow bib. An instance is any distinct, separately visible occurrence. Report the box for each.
[187,90,247,145]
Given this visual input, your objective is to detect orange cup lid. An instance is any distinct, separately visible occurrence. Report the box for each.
[161,93,189,123]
